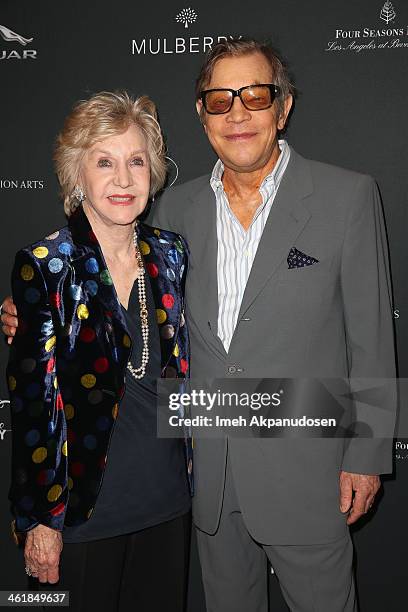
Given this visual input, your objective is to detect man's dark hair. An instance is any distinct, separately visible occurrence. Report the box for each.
[195,38,295,121]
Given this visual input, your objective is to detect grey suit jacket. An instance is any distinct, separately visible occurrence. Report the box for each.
[147,147,396,545]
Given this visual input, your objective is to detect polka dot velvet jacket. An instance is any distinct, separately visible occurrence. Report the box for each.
[7,206,192,535]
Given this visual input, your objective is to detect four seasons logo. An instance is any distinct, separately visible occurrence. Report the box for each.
[380,1,396,24]
[325,0,408,53]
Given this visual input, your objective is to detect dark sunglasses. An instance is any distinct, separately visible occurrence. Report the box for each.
[200,84,280,115]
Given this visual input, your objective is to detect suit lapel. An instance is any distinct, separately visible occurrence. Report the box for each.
[138,223,182,370]
[68,207,130,377]
[238,150,313,319]
[187,181,219,329]
[188,181,229,359]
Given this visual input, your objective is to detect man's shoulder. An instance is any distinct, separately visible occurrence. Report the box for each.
[310,158,373,186]
[293,148,374,190]
[288,148,378,222]
[159,173,211,206]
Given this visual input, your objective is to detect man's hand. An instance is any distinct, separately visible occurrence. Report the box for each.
[1,295,17,344]
[24,524,63,584]
[339,471,381,525]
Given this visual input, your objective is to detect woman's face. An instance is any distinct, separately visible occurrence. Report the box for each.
[79,124,151,228]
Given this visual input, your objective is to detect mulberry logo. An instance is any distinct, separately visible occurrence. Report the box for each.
[0,24,33,45]
[175,7,198,29]
[380,2,396,24]
[0,23,37,60]
[131,7,241,56]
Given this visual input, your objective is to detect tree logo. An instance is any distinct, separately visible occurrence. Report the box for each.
[175,7,198,29]
[380,1,396,24]
[0,24,33,46]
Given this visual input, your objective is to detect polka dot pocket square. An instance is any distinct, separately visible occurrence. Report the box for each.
[287,247,319,269]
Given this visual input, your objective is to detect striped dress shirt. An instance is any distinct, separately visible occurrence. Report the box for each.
[210,139,291,353]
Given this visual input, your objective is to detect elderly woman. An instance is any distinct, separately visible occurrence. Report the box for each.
[6,91,192,612]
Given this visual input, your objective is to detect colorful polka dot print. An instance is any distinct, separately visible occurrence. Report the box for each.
[7,206,192,533]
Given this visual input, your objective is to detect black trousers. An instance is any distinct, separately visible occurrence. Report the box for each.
[37,512,191,612]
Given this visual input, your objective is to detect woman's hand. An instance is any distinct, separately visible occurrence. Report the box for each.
[1,295,17,344]
[24,524,63,584]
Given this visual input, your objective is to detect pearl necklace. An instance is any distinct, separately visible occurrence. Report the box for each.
[126,229,149,379]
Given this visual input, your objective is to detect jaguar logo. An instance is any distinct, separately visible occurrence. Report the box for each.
[0,24,33,46]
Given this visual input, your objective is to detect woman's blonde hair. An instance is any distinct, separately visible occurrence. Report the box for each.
[54,91,167,216]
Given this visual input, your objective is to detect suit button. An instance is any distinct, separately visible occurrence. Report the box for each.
[228,365,237,374]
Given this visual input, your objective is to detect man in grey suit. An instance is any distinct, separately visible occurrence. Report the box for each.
[149,39,395,612]
[1,39,396,612]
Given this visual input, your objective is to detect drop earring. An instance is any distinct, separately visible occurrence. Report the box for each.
[72,185,86,204]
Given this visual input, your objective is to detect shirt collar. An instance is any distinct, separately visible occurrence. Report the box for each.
[210,139,290,197]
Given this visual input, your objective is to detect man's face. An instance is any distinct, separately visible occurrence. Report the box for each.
[197,52,292,174]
